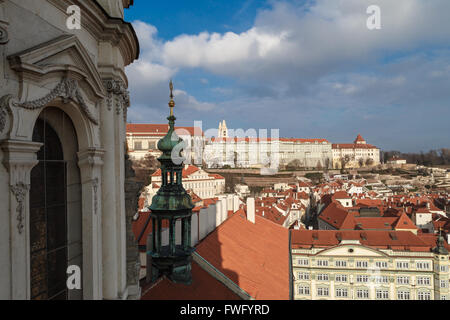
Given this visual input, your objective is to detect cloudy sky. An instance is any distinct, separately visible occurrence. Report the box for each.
[124,0,450,152]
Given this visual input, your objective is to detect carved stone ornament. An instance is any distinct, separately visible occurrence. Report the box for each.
[0,94,12,133]
[0,103,8,133]
[10,183,30,234]
[93,177,99,215]
[103,79,130,120]
[0,25,8,44]
[12,77,99,125]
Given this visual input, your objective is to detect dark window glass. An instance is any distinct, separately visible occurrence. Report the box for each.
[30,119,68,301]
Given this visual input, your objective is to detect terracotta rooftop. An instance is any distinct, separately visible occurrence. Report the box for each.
[195,213,290,300]
[152,165,200,178]
[141,261,241,300]
[332,143,378,149]
[291,230,434,252]
[126,123,203,136]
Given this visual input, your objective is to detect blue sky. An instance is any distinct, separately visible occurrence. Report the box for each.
[124,0,450,152]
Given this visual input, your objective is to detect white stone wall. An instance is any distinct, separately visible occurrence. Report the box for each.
[204,139,332,168]
[0,0,138,300]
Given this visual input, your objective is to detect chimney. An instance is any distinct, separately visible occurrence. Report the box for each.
[247,197,255,224]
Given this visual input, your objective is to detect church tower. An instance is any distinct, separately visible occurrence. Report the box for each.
[219,120,229,138]
[148,82,195,284]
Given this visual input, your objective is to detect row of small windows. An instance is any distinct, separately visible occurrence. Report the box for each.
[297,259,432,270]
[297,286,432,300]
[297,272,432,286]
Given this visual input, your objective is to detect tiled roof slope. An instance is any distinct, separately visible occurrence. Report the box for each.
[291,230,432,252]
[141,261,241,300]
[195,213,290,300]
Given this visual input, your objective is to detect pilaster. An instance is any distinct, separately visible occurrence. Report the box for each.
[1,140,42,300]
[77,147,105,300]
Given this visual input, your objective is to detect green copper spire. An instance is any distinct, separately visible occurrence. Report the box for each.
[147,81,195,285]
[434,228,449,255]
[157,80,181,159]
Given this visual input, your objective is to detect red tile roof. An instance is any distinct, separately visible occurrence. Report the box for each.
[208,173,225,179]
[319,202,351,229]
[210,137,329,143]
[195,213,290,300]
[394,212,418,231]
[332,191,352,200]
[291,230,433,252]
[356,199,384,207]
[332,140,378,149]
[126,124,203,136]
[354,134,366,143]
[152,165,200,178]
[141,262,241,300]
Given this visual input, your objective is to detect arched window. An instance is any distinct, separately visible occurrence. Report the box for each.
[29,118,68,300]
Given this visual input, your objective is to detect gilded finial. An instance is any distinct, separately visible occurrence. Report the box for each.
[169,80,175,116]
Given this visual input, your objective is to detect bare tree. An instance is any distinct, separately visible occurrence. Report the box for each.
[340,155,351,169]
[287,159,303,171]
[365,158,374,167]
[131,153,160,187]
[358,158,364,168]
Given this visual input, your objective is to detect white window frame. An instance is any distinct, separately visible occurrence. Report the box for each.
[298,285,310,295]
[397,276,410,285]
[317,260,329,267]
[418,291,431,300]
[356,275,369,283]
[397,291,410,300]
[376,289,389,300]
[356,289,369,299]
[417,276,431,286]
[335,274,348,283]
[317,287,329,297]
[335,288,348,298]
[375,261,388,269]
[297,272,310,281]
[396,261,409,269]
[297,258,309,266]
[356,261,369,268]
[317,274,329,282]
[335,260,347,268]
[416,262,430,270]
[374,275,389,284]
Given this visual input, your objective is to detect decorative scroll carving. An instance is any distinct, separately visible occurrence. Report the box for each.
[0,26,8,44]
[93,177,99,215]
[103,79,130,121]
[13,78,99,125]
[0,107,6,132]
[10,183,30,234]
[0,94,12,133]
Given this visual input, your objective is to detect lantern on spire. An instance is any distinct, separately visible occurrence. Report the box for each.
[147,81,195,284]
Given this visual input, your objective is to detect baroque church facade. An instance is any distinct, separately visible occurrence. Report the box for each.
[0,0,140,299]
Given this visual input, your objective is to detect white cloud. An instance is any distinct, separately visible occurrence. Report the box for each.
[173,89,216,111]
[153,0,450,81]
[125,1,450,151]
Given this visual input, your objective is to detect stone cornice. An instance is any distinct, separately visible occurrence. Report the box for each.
[48,0,139,66]
[8,34,106,99]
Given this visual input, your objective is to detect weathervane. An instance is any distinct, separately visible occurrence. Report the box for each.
[169,80,175,116]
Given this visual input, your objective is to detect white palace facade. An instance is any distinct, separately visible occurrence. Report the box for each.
[125,124,380,171]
